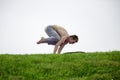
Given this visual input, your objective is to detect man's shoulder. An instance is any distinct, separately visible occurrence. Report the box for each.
[61,35,69,39]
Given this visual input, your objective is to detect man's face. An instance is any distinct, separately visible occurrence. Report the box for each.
[69,38,77,44]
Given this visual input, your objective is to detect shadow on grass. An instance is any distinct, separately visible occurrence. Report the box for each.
[64,51,85,54]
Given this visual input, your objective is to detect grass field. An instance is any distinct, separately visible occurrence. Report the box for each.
[0,51,120,80]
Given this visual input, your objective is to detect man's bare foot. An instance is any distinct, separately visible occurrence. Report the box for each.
[37,37,45,44]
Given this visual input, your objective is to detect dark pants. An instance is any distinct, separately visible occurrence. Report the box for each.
[45,25,61,45]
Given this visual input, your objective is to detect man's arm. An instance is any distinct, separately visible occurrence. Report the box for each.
[53,45,59,54]
[53,36,67,54]
[57,43,66,54]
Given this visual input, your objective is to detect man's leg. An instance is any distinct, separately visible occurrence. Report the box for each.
[45,25,60,40]
[37,36,58,45]
[44,36,59,45]
[37,25,60,45]
[44,25,60,45]
[37,37,45,44]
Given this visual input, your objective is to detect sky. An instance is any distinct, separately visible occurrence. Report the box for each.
[0,0,120,54]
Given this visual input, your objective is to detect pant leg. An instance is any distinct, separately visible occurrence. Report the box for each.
[44,25,61,45]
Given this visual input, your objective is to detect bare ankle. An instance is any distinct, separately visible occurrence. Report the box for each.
[37,37,45,44]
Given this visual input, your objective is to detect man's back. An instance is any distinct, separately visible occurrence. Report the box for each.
[53,25,69,37]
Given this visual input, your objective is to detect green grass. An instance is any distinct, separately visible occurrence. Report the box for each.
[0,51,120,80]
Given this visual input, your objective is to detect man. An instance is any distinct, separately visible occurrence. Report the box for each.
[37,25,78,54]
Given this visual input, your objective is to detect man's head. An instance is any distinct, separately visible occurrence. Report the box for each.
[68,35,78,44]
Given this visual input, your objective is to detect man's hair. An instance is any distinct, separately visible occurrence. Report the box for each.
[70,35,78,42]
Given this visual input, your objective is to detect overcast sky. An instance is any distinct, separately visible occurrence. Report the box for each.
[0,0,120,54]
